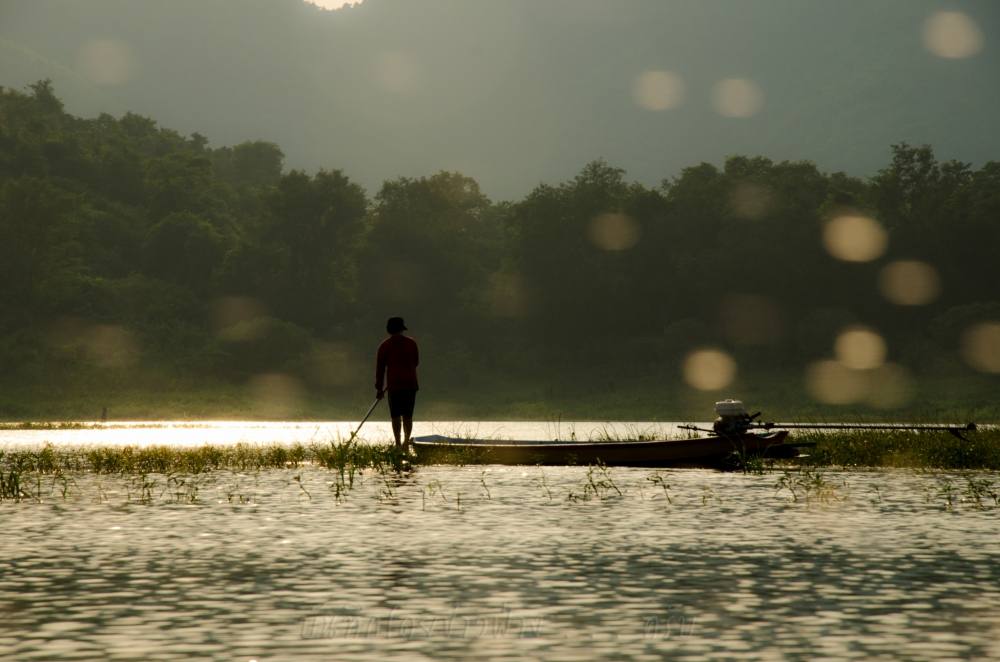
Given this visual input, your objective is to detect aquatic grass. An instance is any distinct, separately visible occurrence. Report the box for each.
[588,425,662,443]
[567,462,623,501]
[533,470,554,501]
[924,474,1000,511]
[775,468,846,504]
[961,476,999,509]
[0,451,30,500]
[0,440,407,476]
[790,428,1000,470]
[646,472,672,503]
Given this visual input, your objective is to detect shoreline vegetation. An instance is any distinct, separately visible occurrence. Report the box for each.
[2,428,999,480]
[2,83,1000,428]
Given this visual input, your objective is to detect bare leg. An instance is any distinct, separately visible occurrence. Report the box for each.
[391,416,402,446]
[403,418,413,444]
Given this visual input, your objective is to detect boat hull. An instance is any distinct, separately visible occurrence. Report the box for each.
[412,431,797,468]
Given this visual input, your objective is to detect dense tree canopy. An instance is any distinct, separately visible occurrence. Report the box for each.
[1,82,997,414]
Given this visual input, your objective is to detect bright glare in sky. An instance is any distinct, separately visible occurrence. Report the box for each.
[305,0,356,10]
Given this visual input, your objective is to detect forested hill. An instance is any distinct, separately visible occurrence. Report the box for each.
[0,0,998,199]
[1,83,998,418]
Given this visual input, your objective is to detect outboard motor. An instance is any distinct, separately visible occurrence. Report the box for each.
[713,399,754,435]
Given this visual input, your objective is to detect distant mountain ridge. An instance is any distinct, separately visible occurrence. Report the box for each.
[1,0,997,198]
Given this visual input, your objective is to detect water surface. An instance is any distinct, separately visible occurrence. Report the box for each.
[2,462,998,660]
[0,420,698,448]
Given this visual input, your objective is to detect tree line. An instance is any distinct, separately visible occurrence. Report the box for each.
[1,82,997,411]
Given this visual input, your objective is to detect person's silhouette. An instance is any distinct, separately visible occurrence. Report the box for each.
[375,317,419,447]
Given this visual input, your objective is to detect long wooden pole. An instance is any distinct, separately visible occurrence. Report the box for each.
[755,422,976,432]
[348,398,382,441]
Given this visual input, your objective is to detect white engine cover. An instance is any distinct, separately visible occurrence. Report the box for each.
[714,399,747,417]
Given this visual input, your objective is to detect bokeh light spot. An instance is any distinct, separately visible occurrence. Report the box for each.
[212,296,267,334]
[823,214,887,262]
[307,342,362,388]
[711,78,764,118]
[250,373,304,418]
[805,360,868,405]
[77,39,137,86]
[487,271,528,318]
[587,213,640,251]
[923,11,984,59]
[961,322,1000,373]
[87,325,140,369]
[632,70,686,111]
[728,182,774,220]
[866,363,915,409]
[218,318,271,343]
[878,260,941,305]
[834,325,887,370]
[683,349,737,391]
[374,51,421,94]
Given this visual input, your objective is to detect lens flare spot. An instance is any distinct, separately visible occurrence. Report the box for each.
[683,349,737,391]
[711,78,764,118]
[923,11,984,59]
[212,296,267,334]
[249,373,304,418]
[45,316,89,351]
[87,325,140,369]
[823,214,887,262]
[587,213,640,251]
[307,342,362,388]
[878,260,941,306]
[805,360,868,405]
[632,70,686,111]
[218,318,271,343]
[77,39,137,86]
[487,271,529,318]
[834,326,887,370]
[961,322,1000,373]
[866,363,915,409]
[374,51,421,95]
[727,182,774,220]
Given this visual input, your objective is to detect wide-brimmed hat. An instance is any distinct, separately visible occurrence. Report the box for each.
[386,316,408,333]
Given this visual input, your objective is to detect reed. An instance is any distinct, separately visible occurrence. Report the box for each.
[1,427,997,491]
[0,440,407,476]
[567,462,623,501]
[774,468,845,504]
[789,428,1000,470]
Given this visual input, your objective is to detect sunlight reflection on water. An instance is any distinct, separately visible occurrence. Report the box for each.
[1,467,998,659]
[0,421,700,448]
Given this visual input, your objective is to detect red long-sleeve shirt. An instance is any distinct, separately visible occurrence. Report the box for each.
[375,334,419,391]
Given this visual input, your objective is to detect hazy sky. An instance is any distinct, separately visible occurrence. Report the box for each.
[1,0,997,199]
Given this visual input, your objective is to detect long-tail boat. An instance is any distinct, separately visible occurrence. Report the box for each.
[411,400,976,468]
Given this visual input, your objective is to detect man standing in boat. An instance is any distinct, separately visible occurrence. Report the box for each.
[375,316,420,448]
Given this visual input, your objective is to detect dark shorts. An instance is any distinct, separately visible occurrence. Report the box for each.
[387,389,417,419]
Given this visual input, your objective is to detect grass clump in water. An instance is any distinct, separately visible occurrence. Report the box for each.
[790,428,1000,470]
[567,462,623,501]
[0,440,410,479]
[774,468,845,504]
